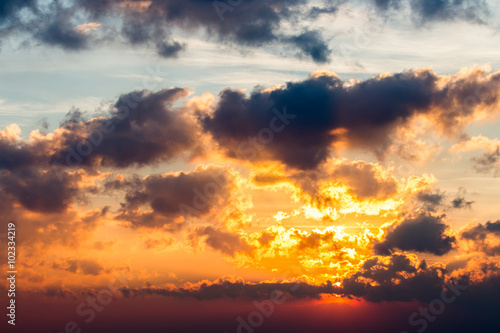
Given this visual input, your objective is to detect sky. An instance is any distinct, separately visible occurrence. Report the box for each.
[1,1,500,332]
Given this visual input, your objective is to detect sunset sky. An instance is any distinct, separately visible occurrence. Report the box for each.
[1,1,500,332]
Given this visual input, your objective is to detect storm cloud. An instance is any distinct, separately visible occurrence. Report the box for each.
[115,165,237,228]
[50,87,201,169]
[201,68,500,170]
[2,67,499,181]
[373,214,456,255]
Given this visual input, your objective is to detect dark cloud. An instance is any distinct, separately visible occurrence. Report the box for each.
[451,196,474,209]
[471,146,500,176]
[1,0,92,51]
[461,220,500,255]
[118,278,338,301]
[2,68,499,175]
[0,0,34,21]
[0,168,83,213]
[201,69,500,170]
[286,30,331,63]
[34,254,500,308]
[341,254,448,302]
[156,39,185,58]
[373,0,401,11]
[121,19,155,45]
[417,189,445,211]
[0,0,493,60]
[0,137,40,171]
[0,0,333,62]
[151,0,331,62]
[115,166,234,228]
[450,187,474,209]
[0,88,199,175]
[36,20,89,51]
[416,188,474,211]
[410,0,490,25]
[308,5,339,19]
[373,214,456,255]
[50,88,201,169]
[109,255,498,306]
[42,286,78,299]
[374,0,490,25]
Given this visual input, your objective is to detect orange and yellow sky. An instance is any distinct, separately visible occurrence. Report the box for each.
[1,1,500,333]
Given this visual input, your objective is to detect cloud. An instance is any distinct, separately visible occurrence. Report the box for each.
[115,165,243,229]
[415,187,474,211]
[374,0,490,25]
[0,168,85,213]
[461,220,500,255]
[373,214,456,255]
[341,254,448,302]
[462,220,500,240]
[247,161,437,226]
[207,224,374,277]
[200,67,500,170]
[471,147,500,176]
[451,197,473,209]
[449,134,500,176]
[0,0,334,62]
[49,88,201,169]
[308,5,339,19]
[36,20,89,51]
[1,88,202,174]
[416,189,445,211]
[372,0,401,11]
[115,276,339,301]
[449,134,500,154]
[156,39,185,58]
[286,30,331,63]
[451,188,474,209]
[3,67,499,174]
[0,0,493,61]
[0,124,43,170]
[31,254,500,309]
[410,0,490,25]
[0,0,34,21]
